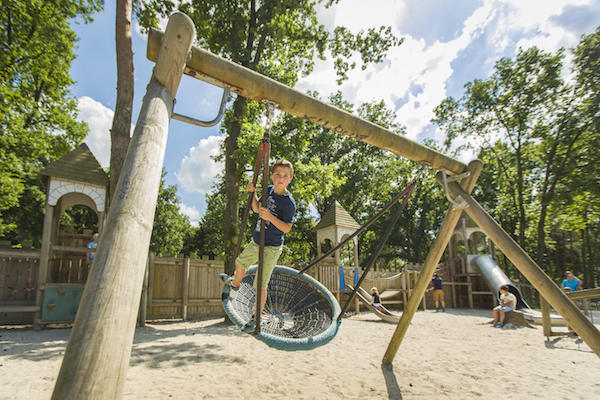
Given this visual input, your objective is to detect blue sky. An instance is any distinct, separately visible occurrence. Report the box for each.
[70,0,600,225]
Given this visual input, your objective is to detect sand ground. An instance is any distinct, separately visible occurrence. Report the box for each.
[1,308,599,399]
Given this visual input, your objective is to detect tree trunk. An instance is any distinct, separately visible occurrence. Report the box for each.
[223,95,248,275]
[536,200,548,269]
[109,0,134,199]
[515,143,526,249]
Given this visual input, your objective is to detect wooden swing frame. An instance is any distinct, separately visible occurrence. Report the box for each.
[51,12,600,399]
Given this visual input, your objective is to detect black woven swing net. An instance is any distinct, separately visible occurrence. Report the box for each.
[226,266,337,339]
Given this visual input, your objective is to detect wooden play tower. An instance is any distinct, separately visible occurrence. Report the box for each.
[50,12,600,399]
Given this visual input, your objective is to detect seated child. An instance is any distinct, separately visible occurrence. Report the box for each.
[371,287,384,312]
[492,285,516,328]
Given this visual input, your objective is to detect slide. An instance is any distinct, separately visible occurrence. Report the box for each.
[470,255,529,309]
[346,284,400,324]
[470,255,566,325]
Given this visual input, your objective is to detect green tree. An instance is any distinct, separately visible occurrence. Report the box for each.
[0,0,102,243]
[150,170,193,256]
[295,93,445,268]
[136,0,402,274]
[433,47,584,266]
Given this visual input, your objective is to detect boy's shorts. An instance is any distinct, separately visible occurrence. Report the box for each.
[235,241,283,290]
[433,289,444,302]
[494,305,514,312]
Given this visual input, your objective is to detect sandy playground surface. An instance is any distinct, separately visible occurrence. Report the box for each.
[0,308,599,399]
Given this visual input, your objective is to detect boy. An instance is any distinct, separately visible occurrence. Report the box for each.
[220,159,296,332]
[86,233,98,269]
[426,273,445,312]
[492,285,516,328]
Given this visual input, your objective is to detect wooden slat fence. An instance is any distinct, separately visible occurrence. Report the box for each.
[145,255,224,320]
[0,249,40,323]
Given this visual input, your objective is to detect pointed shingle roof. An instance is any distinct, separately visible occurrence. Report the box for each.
[39,143,108,187]
[315,201,361,231]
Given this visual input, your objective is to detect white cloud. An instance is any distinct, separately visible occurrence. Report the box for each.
[178,203,201,226]
[78,96,113,168]
[299,0,495,141]
[298,0,596,149]
[176,135,223,194]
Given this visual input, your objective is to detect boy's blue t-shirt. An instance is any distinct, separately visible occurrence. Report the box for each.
[561,278,580,292]
[253,185,296,246]
[432,277,443,290]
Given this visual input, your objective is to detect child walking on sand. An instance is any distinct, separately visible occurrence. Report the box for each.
[220,159,296,332]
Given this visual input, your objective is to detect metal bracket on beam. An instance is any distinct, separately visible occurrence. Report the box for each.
[172,87,230,127]
[441,171,470,210]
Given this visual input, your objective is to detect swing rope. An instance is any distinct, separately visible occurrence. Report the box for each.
[299,164,428,275]
[254,102,275,334]
[222,102,341,350]
[230,102,278,334]
[337,165,427,320]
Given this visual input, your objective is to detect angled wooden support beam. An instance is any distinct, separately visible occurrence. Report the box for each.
[444,180,600,358]
[51,12,195,399]
[147,29,467,175]
[382,160,483,365]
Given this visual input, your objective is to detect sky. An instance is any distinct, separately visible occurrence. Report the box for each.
[70,0,600,225]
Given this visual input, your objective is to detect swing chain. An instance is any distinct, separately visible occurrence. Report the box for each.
[412,162,430,184]
[262,101,277,140]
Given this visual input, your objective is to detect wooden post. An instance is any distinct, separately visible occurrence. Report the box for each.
[51,13,195,399]
[34,202,54,329]
[138,253,150,327]
[182,257,190,321]
[401,268,407,308]
[451,280,457,308]
[146,252,155,318]
[383,160,483,365]
[467,275,473,309]
[421,269,427,311]
[541,296,552,338]
[444,180,600,358]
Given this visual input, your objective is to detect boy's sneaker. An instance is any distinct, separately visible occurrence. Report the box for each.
[242,316,256,333]
[219,274,239,291]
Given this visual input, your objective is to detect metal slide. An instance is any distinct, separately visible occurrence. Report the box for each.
[470,255,566,325]
[470,255,529,309]
[346,284,400,324]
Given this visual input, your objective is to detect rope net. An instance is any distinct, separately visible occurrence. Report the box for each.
[230,271,334,338]
[222,265,341,350]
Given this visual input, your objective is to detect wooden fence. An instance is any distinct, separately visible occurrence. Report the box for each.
[142,259,431,322]
[0,249,40,323]
[143,254,225,320]
[4,248,549,324]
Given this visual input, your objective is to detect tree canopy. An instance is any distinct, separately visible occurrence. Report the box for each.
[0,0,102,244]
[136,0,403,274]
[433,29,600,285]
